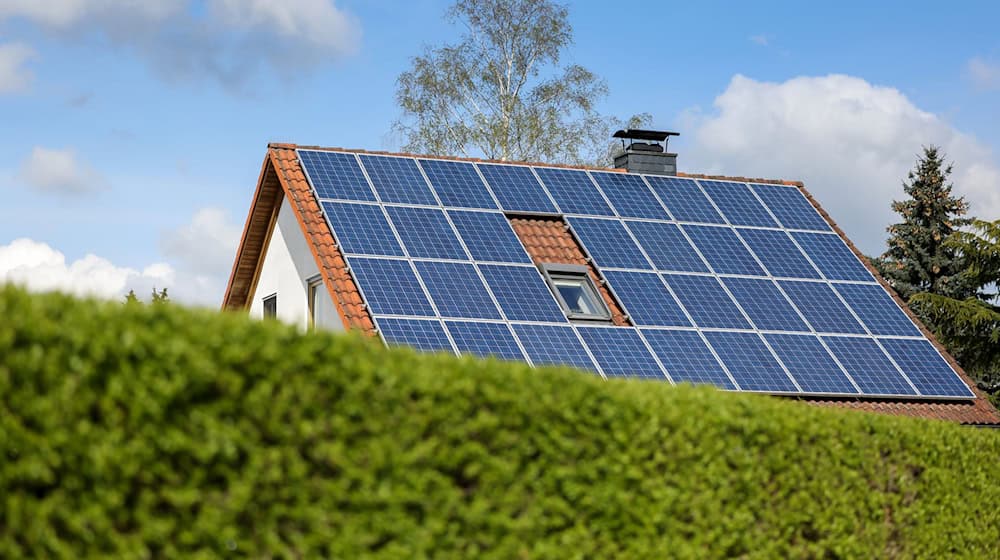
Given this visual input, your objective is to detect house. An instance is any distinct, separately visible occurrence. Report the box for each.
[223,132,1000,426]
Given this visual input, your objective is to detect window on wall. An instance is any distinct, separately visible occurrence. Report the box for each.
[307,276,323,329]
[538,263,611,321]
[263,294,277,319]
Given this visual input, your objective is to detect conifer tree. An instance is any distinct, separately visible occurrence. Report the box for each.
[875,146,972,300]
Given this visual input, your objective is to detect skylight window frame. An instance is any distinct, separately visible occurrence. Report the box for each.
[538,263,612,322]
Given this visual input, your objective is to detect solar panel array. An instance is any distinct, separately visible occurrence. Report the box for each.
[297,149,974,399]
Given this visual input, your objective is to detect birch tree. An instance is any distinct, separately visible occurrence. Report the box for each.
[394,0,647,166]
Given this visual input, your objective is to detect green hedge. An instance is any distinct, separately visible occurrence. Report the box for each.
[1,285,998,559]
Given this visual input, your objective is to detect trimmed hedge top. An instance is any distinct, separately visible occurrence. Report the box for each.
[1,285,998,559]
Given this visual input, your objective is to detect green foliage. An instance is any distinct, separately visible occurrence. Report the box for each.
[1,284,998,558]
[874,146,972,300]
[909,219,1000,404]
[393,0,649,166]
[124,287,170,306]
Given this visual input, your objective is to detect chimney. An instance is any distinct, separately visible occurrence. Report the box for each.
[612,129,679,176]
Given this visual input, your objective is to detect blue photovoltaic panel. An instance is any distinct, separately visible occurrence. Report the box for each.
[298,150,376,201]
[477,163,558,213]
[750,183,831,231]
[764,334,858,394]
[512,324,597,371]
[643,329,736,389]
[736,228,821,279]
[699,180,778,227]
[577,327,664,379]
[590,172,670,220]
[479,265,567,322]
[533,167,614,216]
[645,175,726,224]
[567,217,651,269]
[880,339,973,397]
[349,257,435,317]
[385,206,467,260]
[682,225,766,276]
[378,318,454,352]
[703,331,798,392]
[822,336,916,396]
[834,283,921,337]
[414,261,501,320]
[792,232,873,282]
[359,155,437,205]
[778,280,866,334]
[447,210,532,264]
[418,159,498,209]
[322,202,403,257]
[602,271,690,327]
[626,221,708,273]
[662,274,751,329]
[722,277,810,332]
[445,320,526,361]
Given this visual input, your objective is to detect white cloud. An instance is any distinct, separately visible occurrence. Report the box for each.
[0,0,361,89]
[0,238,173,299]
[966,57,1000,91]
[0,41,35,93]
[160,207,242,305]
[680,74,1000,254]
[749,34,770,46]
[18,146,104,194]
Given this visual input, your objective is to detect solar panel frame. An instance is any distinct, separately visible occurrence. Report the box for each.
[764,333,859,395]
[567,217,653,270]
[321,202,405,257]
[358,154,438,205]
[417,158,499,209]
[297,149,377,202]
[642,329,737,389]
[701,331,800,393]
[601,271,691,327]
[577,326,666,379]
[833,283,922,337]
[377,317,456,353]
[478,264,568,323]
[477,163,559,214]
[414,261,502,320]
[749,183,832,232]
[533,166,615,216]
[645,175,726,224]
[662,273,752,329]
[385,206,469,260]
[590,171,671,220]
[778,280,867,334]
[879,338,975,398]
[512,324,599,373]
[736,228,822,279]
[348,257,437,317]
[699,180,779,228]
[445,320,528,362]
[821,336,917,396]
[722,277,811,332]
[625,220,709,273]
[682,225,767,276]
[446,210,533,264]
[791,232,875,282]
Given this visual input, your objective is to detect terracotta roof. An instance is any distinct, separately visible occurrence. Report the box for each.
[223,143,1000,425]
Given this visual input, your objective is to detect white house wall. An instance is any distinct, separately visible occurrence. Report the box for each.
[249,196,343,332]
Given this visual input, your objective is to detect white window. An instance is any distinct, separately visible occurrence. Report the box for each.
[262,294,277,319]
[307,276,323,330]
[539,263,611,321]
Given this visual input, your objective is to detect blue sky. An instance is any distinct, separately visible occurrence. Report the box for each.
[1,0,998,304]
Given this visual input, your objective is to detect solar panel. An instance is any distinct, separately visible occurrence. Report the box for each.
[577,327,665,379]
[662,274,751,329]
[298,150,376,202]
[512,324,597,371]
[478,265,567,322]
[699,180,778,227]
[348,257,435,317]
[590,172,670,220]
[322,202,404,257]
[736,228,821,279]
[879,339,974,398]
[358,154,438,206]
[791,232,874,282]
[414,261,501,320]
[601,271,690,327]
[417,159,498,209]
[567,217,652,269]
[778,280,866,334]
[682,225,766,276]
[834,283,921,337]
[385,206,468,260]
[722,277,810,332]
[702,331,798,392]
[377,318,454,352]
[643,329,736,389]
[477,163,558,213]
[821,336,916,396]
[447,210,532,264]
[445,320,527,361]
[749,184,831,232]
[533,167,614,216]
[645,175,726,224]
[625,221,709,273]
[763,334,858,394]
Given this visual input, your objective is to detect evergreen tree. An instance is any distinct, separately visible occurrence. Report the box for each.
[874,146,973,300]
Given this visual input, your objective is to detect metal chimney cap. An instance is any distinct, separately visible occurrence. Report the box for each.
[612,129,680,142]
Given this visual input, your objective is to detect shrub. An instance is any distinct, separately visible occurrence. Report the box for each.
[0,285,997,558]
